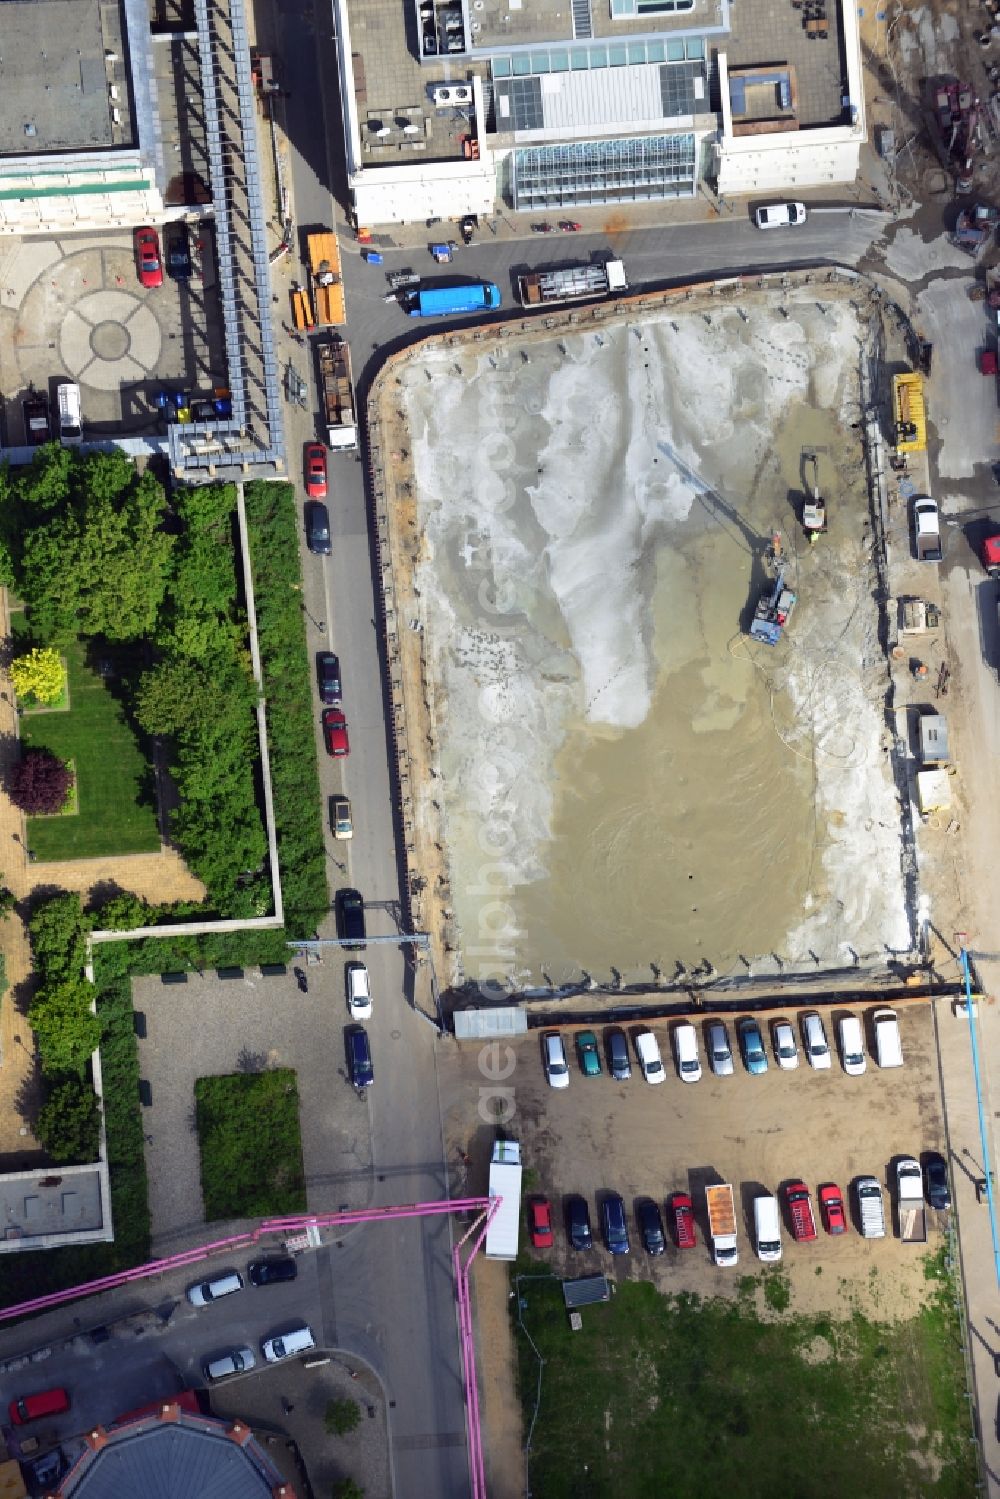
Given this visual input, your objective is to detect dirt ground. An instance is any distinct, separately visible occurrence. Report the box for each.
[445,999,949,1494]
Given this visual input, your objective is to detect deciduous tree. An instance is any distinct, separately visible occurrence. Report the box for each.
[29,979,101,1078]
[36,1078,100,1163]
[10,646,64,705]
[9,748,73,815]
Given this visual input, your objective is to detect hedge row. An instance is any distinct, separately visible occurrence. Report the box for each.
[243,481,328,937]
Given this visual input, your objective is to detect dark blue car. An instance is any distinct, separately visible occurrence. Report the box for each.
[602,1192,630,1255]
[347,1026,373,1089]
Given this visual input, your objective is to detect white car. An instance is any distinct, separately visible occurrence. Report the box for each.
[203,1347,256,1381]
[346,961,372,1019]
[543,1030,569,1089]
[673,1023,702,1082]
[261,1323,315,1363]
[838,1013,867,1076]
[801,1011,832,1069]
[754,201,807,229]
[635,1029,665,1084]
[772,1020,799,1070]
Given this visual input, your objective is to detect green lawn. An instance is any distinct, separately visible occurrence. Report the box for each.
[514,1253,975,1499]
[20,640,160,860]
[194,1069,306,1220]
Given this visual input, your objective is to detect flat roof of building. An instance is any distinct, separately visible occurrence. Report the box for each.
[0,0,133,155]
[0,1165,105,1247]
[724,0,846,129]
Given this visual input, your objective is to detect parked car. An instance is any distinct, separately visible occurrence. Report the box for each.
[771,1020,799,1070]
[336,888,366,949]
[606,1026,631,1081]
[754,201,807,229]
[56,381,83,445]
[837,1013,867,1076]
[912,496,942,563]
[323,706,349,756]
[9,1387,70,1426]
[602,1192,630,1254]
[753,1193,783,1262]
[203,1347,256,1381]
[330,795,353,839]
[346,961,372,1019]
[187,1270,243,1307]
[261,1324,315,1362]
[248,1256,297,1286]
[637,1198,666,1255]
[317,651,342,705]
[736,1016,768,1074]
[528,1196,553,1248]
[347,1025,374,1088]
[923,1151,951,1210]
[706,1020,734,1077]
[566,1194,592,1250]
[576,1029,601,1076]
[670,1192,697,1249]
[872,1006,903,1068]
[673,1022,702,1082]
[818,1182,847,1235]
[134,225,163,287]
[543,1030,569,1089]
[165,222,193,278]
[634,1028,665,1084]
[801,1010,832,1069]
[305,500,332,555]
[305,441,328,498]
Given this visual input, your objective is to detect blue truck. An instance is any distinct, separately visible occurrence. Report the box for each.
[405,281,502,317]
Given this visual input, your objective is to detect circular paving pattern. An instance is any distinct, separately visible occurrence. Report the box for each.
[60,289,161,392]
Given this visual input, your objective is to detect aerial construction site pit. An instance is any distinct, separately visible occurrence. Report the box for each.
[372,276,912,998]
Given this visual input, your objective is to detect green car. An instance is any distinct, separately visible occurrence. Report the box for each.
[576,1030,602,1077]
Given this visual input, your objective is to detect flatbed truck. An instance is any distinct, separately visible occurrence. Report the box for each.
[307,231,346,326]
[517,259,627,307]
[895,1158,927,1243]
[317,339,358,451]
[485,1139,522,1261]
[706,1183,738,1266]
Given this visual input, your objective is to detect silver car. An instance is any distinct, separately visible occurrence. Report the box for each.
[706,1021,734,1077]
[203,1346,256,1381]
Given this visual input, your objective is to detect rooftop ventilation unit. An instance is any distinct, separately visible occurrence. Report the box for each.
[433,84,473,106]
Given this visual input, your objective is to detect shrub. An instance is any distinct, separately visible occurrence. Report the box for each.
[324,1399,361,1437]
[29,892,87,982]
[331,1479,365,1498]
[35,1078,100,1163]
[28,980,102,1078]
[9,748,73,814]
[11,647,64,705]
[194,1069,306,1220]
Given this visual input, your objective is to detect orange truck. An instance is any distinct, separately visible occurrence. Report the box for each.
[307,231,347,326]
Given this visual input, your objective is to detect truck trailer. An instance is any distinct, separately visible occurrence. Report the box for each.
[316,339,358,451]
[485,1139,522,1261]
[405,282,502,318]
[307,232,346,326]
[895,1157,927,1243]
[891,372,927,453]
[706,1183,738,1266]
[517,259,627,307]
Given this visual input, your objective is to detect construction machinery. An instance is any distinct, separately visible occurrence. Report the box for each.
[749,534,797,646]
[933,80,980,192]
[801,451,826,542]
[891,371,927,453]
[307,231,346,325]
[317,337,358,451]
[951,202,997,256]
[517,259,627,307]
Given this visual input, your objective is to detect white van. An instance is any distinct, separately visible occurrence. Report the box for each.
[673,1023,702,1083]
[754,1194,783,1262]
[872,1007,903,1068]
[837,1014,866,1076]
[262,1323,315,1363]
[635,1029,665,1084]
[186,1270,244,1307]
[56,382,83,445]
[346,962,372,1019]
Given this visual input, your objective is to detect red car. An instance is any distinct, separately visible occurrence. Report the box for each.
[670,1191,697,1249]
[134,226,163,288]
[527,1196,553,1249]
[305,442,328,499]
[322,707,349,757]
[819,1182,847,1235]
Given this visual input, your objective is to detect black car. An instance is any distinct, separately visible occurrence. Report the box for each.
[923,1151,952,1211]
[566,1194,592,1250]
[336,887,366,950]
[248,1256,298,1286]
[166,222,193,279]
[305,501,332,555]
[317,651,342,705]
[347,1025,373,1088]
[636,1198,665,1255]
[606,1026,631,1081]
[602,1192,630,1255]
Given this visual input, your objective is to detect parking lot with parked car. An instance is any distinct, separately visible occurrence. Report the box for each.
[445,1000,951,1316]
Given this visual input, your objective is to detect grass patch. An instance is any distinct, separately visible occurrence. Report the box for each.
[194,1069,306,1220]
[513,1261,976,1499]
[21,641,159,859]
